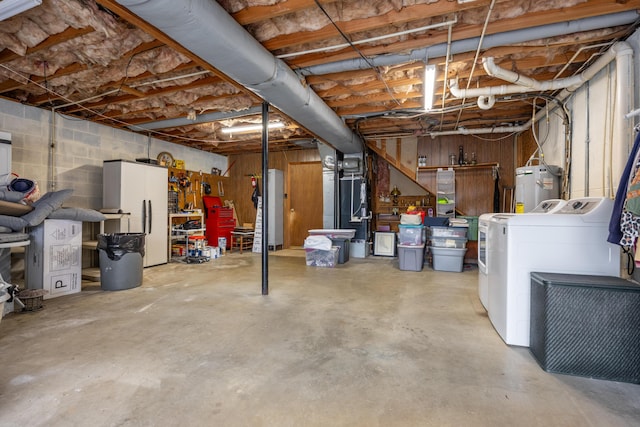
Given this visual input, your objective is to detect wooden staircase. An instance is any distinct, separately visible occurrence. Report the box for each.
[366,139,434,197]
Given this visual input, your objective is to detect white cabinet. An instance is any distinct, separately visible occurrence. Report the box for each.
[268,169,283,248]
[103,160,168,267]
[436,168,455,218]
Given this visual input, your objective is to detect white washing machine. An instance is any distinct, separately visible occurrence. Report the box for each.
[487,197,619,346]
[477,199,567,311]
[528,199,567,214]
[477,213,493,310]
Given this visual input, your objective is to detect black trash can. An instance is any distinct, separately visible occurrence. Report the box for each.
[97,233,145,291]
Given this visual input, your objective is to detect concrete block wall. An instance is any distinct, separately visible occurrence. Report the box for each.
[0,98,227,210]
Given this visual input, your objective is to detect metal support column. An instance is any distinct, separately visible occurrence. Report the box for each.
[261,101,269,295]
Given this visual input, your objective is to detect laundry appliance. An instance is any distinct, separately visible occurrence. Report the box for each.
[477,198,567,311]
[487,197,619,346]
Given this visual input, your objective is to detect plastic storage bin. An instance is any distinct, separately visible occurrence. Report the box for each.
[350,239,369,258]
[430,236,467,248]
[398,244,425,271]
[430,246,467,272]
[424,217,449,227]
[97,233,145,291]
[430,226,468,238]
[398,224,424,246]
[305,247,340,267]
[329,237,350,264]
[458,216,478,241]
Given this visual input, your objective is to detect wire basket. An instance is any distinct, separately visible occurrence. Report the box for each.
[17,289,47,312]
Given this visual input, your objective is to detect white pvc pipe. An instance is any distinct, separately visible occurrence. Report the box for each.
[450,43,632,100]
[477,95,495,110]
[433,42,633,138]
[277,18,457,59]
[613,41,634,196]
[430,125,527,137]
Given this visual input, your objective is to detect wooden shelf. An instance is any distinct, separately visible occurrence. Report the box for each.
[417,162,498,172]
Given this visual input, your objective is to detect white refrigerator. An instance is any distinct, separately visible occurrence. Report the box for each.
[103,160,168,267]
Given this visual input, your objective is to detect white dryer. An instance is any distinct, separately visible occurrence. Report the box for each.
[477,199,567,311]
[528,199,567,213]
[477,213,493,310]
[487,197,619,346]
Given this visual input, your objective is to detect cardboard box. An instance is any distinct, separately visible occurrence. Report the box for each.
[26,220,82,299]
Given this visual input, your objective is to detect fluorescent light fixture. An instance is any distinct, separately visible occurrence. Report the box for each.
[0,0,42,21]
[423,64,437,111]
[221,121,285,134]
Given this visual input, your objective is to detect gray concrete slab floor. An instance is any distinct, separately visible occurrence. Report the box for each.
[0,250,638,426]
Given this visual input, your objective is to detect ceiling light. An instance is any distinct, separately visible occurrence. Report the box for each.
[424,64,437,111]
[221,122,285,134]
[0,0,41,21]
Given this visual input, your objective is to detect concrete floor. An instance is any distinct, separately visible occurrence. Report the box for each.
[0,250,638,426]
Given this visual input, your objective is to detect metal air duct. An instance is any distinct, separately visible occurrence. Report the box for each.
[299,11,638,76]
[115,0,362,154]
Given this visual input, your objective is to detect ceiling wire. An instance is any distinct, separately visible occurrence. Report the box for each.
[438,20,454,131]
[0,62,229,146]
[312,0,403,107]
[453,0,496,130]
[42,60,53,108]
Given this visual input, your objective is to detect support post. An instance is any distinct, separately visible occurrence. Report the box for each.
[261,101,269,295]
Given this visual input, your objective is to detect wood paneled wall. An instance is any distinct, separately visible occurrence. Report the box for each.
[417,134,516,215]
[167,166,232,212]
[517,130,543,167]
[226,149,321,227]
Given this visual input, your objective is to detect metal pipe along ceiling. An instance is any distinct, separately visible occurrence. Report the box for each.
[298,11,638,76]
[115,0,363,154]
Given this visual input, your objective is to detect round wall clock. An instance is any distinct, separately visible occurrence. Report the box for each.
[157,151,174,167]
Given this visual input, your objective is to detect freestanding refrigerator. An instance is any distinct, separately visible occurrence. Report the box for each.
[103,160,168,267]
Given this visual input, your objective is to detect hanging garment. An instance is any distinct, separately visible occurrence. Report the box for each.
[493,172,500,213]
[608,131,640,245]
[251,182,261,209]
[619,210,640,248]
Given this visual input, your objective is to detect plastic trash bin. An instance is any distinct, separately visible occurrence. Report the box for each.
[97,233,145,291]
[329,237,350,264]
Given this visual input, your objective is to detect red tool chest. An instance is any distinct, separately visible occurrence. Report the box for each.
[203,196,235,249]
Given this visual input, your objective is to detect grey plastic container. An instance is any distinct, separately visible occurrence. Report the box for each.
[330,237,350,264]
[99,251,143,291]
[97,233,145,291]
[398,244,425,271]
[430,246,467,272]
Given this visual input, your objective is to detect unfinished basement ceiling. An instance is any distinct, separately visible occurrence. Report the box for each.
[0,0,638,156]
